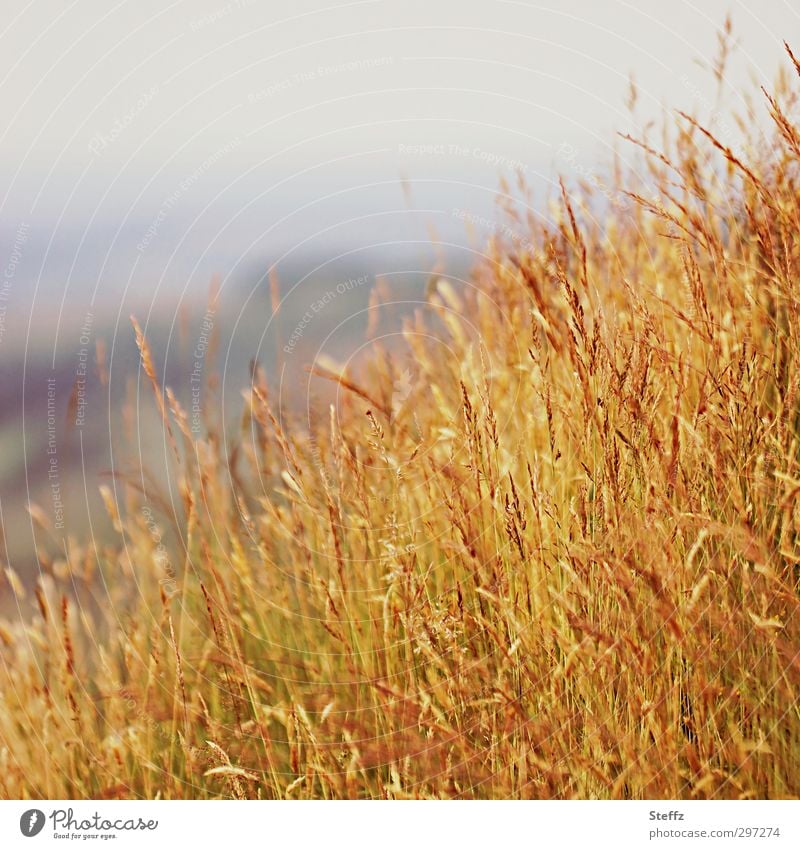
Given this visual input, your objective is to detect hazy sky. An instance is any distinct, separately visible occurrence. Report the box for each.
[0,0,797,317]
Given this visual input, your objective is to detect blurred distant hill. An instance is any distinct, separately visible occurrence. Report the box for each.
[0,254,446,598]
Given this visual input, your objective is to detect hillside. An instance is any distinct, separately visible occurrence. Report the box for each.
[1,48,799,800]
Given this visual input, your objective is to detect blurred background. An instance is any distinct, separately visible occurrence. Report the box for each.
[0,0,796,588]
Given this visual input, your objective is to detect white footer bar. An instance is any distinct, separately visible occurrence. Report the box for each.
[1,800,797,848]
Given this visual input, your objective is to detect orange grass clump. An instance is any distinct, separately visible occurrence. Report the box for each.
[2,46,800,800]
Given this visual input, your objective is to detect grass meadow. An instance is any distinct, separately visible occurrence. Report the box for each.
[1,45,800,800]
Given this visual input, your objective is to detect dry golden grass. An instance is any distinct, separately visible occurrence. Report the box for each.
[2,46,800,800]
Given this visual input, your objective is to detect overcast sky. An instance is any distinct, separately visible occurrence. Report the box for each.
[0,0,797,319]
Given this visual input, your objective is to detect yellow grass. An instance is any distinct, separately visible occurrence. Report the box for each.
[1,45,800,800]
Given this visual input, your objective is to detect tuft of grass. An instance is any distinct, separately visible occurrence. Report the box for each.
[2,46,800,800]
